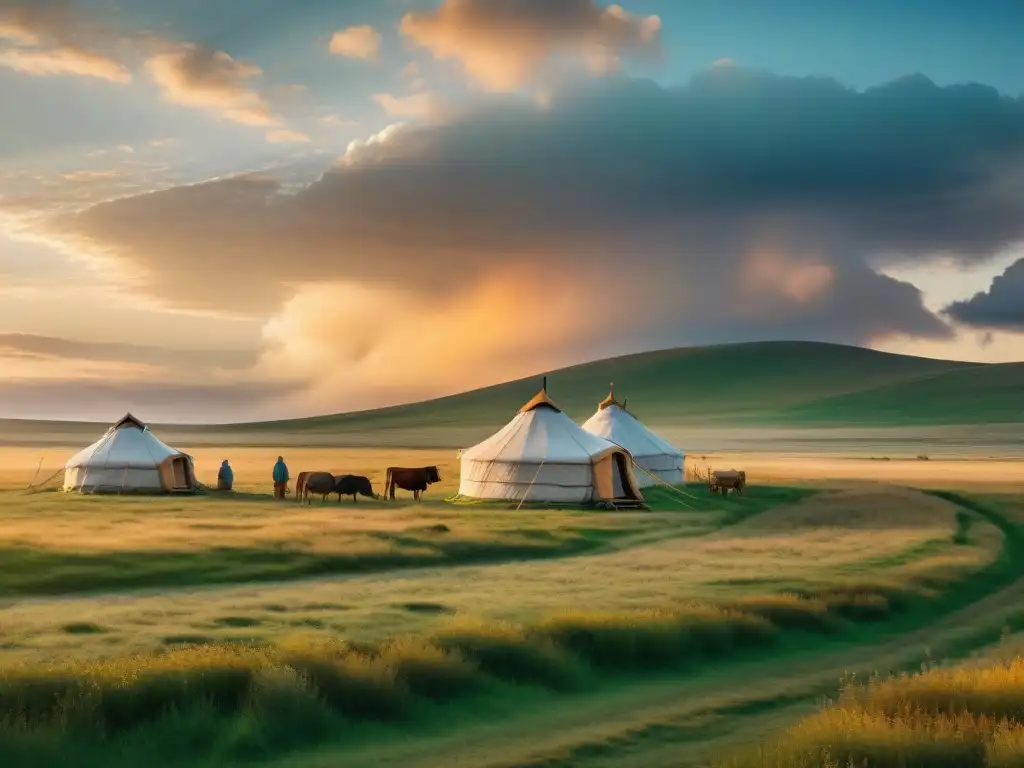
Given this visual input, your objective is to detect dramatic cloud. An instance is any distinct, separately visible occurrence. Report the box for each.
[329,24,381,61]
[145,44,276,127]
[257,274,602,412]
[399,0,662,91]
[40,68,1024,409]
[944,258,1024,331]
[0,1,131,82]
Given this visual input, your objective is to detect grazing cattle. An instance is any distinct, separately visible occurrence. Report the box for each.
[333,474,377,502]
[300,471,336,504]
[710,469,746,496]
[384,466,441,502]
[295,471,312,502]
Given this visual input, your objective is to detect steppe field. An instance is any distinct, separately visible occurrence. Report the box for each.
[1,342,1023,767]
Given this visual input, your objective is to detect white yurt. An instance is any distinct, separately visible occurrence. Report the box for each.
[581,385,685,487]
[458,380,644,505]
[63,413,197,494]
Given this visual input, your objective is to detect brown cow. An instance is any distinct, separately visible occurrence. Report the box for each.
[384,466,441,502]
[710,469,746,496]
[298,471,336,504]
[294,471,311,502]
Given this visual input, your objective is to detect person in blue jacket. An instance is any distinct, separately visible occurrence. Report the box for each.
[272,455,289,500]
[217,460,234,491]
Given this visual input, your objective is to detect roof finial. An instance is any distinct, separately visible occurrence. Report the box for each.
[519,377,560,413]
[598,383,621,410]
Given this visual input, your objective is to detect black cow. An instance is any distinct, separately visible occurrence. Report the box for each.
[384,466,441,502]
[300,471,336,504]
[333,474,377,502]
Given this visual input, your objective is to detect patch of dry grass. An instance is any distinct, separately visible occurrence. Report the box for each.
[722,657,1024,768]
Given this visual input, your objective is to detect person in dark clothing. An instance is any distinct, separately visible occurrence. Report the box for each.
[217,460,234,491]
[273,456,289,500]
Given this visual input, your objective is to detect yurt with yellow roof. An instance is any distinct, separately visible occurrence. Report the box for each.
[457,379,644,505]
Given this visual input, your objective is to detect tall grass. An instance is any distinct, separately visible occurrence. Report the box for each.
[722,657,1024,768]
[0,589,904,766]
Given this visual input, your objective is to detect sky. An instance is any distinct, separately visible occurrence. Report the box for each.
[1,0,1024,423]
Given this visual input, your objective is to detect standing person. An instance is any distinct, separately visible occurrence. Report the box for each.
[272,455,289,500]
[217,460,234,492]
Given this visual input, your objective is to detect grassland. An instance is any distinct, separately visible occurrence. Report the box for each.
[0,441,1020,767]
[723,633,1024,767]
[0,357,1021,768]
[2,341,1024,450]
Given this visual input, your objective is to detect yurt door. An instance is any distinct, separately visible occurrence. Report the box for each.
[612,457,625,498]
[172,458,187,488]
[613,454,638,499]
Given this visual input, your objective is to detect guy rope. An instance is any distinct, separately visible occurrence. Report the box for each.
[514,460,547,512]
[595,433,701,510]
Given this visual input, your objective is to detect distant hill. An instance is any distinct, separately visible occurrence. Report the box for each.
[217,340,1019,432]
[2,341,1020,448]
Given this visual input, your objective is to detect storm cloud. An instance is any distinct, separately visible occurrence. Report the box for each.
[35,67,1024,409]
[945,258,1024,331]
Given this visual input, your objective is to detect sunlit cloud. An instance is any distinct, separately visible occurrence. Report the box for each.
[145,43,277,127]
[0,45,130,82]
[399,0,662,91]
[257,272,597,412]
[0,1,134,84]
[329,24,381,61]
[0,351,163,382]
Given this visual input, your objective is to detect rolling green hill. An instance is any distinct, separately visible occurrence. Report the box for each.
[2,341,1020,448]
[217,340,1018,433]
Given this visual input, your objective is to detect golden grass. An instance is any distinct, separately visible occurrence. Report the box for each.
[0,597,897,741]
[723,656,1024,768]
[0,487,1000,665]
[0,494,641,554]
